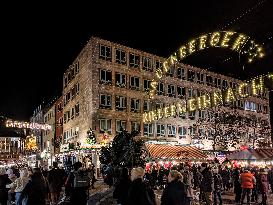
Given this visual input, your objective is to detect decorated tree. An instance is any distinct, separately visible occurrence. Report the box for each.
[86,128,96,145]
[99,130,146,168]
[193,106,271,151]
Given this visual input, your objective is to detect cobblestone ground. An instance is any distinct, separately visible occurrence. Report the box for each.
[93,185,273,205]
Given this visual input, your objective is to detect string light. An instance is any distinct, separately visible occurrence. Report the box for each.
[252,76,264,96]
[199,35,207,50]
[210,32,221,46]
[188,99,197,111]
[225,88,236,103]
[213,91,223,106]
[238,82,249,98]
[221,31,234,47]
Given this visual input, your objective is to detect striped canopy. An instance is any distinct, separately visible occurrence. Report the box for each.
[145,143,207,160]
[227,148,273,160]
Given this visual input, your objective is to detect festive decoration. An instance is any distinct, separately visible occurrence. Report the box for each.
[6,120,51,131]
[144,73,273,123]
[149,31,266,99]
[86,128,96,145]
[25,135,38,152]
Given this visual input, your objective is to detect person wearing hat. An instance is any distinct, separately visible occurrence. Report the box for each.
[239,168,256,205]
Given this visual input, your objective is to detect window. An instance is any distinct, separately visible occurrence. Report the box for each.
[99,44,111,61]
[244,101,256,112]
[189,126,196,136]
[64,76,68,88]
[129,53,140,68]
[71,107,75,119]
[157,82,164,95]
[177,67,186,80]
[179,112,186,119]
[166,66,174,77]
[131,99,140,112]
[177,86,185,99]
[198,128,205,136]
[206,75,213,86]
[116,120,127,132]
[189,111,195,120]
[100,94,112,108]
[222,80,228,89]
[143,57,153,72]
[196,73,204,84]
[131,122,140,132]
[156,102,164,109]
[115,49,126,65]
[155,60,162,70]
[143,79,151,92]
[257,104,262,113]
[99,119,112,133]
[199,110,206,119]
[144,124,153,137]
[167,85,175,97]
[116,73,126,87]
[263,105,268,114]
[188,88,194,98]
[178,126,187,139]
[75,83,80,94]
[157,124,165,137]
[143,100,152,112]
[100,70,112,84]
[115,96,127,110]
[167,125,176,137]
[71,86,76,99]
[75,62,79,74]
[130,76,140,90]
[187,70,195,82]
[75,103,79,116]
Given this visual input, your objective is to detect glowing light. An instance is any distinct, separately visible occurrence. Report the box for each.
[155,69,163,79]
[176,101,187,114]
[143,113,149,123]
[212,91,223,106]
[188,40,196,54]
[163,61,169,73]
[179,46,187,59]
[164,106,170,118]
[210,32,221,46]
[170,105,176,116]
[225,88,236,103]
[221,31,234,47]
[252,76,264,96]
[6,120,51,131]
[199,35,207,50]
[197,94,211,109]
[238,82,249,98]
[157,109,163,119]
[188,99,196,111]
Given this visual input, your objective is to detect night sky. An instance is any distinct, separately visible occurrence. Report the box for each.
[0,0,272,121]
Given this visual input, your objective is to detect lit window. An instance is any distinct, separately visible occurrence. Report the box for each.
[99,119,112,133]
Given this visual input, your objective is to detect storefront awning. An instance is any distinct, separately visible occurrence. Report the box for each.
[227,148,273,160]
[145,143,207,160]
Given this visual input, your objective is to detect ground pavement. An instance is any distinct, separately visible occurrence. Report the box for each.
[89,182,273,205]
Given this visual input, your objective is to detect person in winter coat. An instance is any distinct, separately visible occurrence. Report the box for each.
[212,168,223,205]
[232,167,242,204]
[200,163,214,205]
[113,167,132,205]
[127,167,156,205]
[6,168,17,204]
[220,166,230,191]
[258,168,269,205]
[18,168,47,205]
[161,170,186,205]
[181,166,193,205]
[11,168,29,205]
[0,167,12,205]
[239,168,256,205]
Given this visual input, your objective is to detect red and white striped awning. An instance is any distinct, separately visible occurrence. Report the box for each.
[145,143,207,160]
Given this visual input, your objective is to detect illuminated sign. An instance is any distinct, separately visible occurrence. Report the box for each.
[143,73,273,123]
[149,31,265,99]
[6,120,52,131]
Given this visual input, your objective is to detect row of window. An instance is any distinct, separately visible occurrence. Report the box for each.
[63,127,79,141]
[63,103,80,123]
[64,83,80,106]
[99,45,268,97]
[100,94,268,114]
[64,62,80,88]
[44,110,55,123]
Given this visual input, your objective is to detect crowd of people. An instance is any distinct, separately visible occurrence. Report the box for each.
[0,161,96,205]
[112,162,273,205]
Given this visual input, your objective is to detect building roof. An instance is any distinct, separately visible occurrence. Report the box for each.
[227,148,273,160]
[145,143,207,160]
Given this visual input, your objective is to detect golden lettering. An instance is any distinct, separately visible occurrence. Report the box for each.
[199,35,207,50]
[232,34,248,51]
[238,82,249,98]
[164,106,170,118]
[179,45,187,59]
[252,76,264,96]
[189,40,196,54]
[157,109,163,119]
[155,69,163,80]
[212,91,223,106]
[188,99,197,111]
[221,32,234,47]
[210,32,221,47]
[225,88,236,103]
[163,61,169,73]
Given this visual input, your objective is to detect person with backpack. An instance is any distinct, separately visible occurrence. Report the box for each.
[66,162,91,205]
[47,162,66,205]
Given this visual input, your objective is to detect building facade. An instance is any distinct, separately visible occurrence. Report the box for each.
[55,96,63,154]
[62,37,271,152]
[30,105,44,151]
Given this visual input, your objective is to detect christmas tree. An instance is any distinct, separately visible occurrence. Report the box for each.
[86,128,96,145]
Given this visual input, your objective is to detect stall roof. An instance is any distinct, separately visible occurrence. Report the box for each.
[145,143,207,160]
[227,148,273,160]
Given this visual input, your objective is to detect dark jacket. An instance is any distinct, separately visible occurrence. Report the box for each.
[113,177,132,204]
[47,167,66,192]
[258,172,269,193]
[0,174,12,202]
[200,168,214,192]
[161,179,186,205]
[19,172,47,205]
[127,178,156,205]
[213,173,223,192]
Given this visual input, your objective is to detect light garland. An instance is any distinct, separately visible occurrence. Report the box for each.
[144,73,273,123]
[6,120,52,131]
[149,31,265,99]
